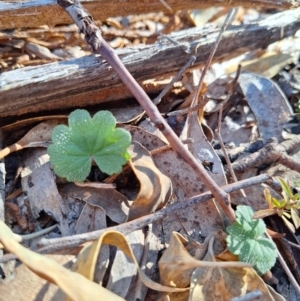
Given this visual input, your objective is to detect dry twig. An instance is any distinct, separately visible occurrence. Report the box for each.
[228,136,300,174]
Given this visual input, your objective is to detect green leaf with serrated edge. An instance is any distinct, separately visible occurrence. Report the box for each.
[226,205,277,275]
[48,109,131,182]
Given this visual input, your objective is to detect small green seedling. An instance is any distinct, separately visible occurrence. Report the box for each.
[48,109,131,182]
[226,205,277,275]
[253,177,300,233]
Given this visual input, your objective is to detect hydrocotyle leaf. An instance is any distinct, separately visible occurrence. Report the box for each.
[226,205,277,275]
[48,109,131,182]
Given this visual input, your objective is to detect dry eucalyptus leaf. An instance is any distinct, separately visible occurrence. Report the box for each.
[73,204,109,285]
[0,221,125,301]
[1,116,67,133]
[237,53,293,79]
[0,119,65,159]
[72,230,188,294]
[59,183,129,224]
[0,254,75,301]
[159,231,249,301]
[127,141,172,221]
[189,249,286,301]
[73,203,107,235]
[106,230,144,298]
[238,72,293,143]
[125,126,223,239]
[21,148,70,236]
[111,106,144,123]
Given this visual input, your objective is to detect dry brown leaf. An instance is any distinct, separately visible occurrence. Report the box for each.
[238,72,293,143]
[106,230,144,298]
[0,120,65,159]
[127,141,172,221]
[73,204,110,285]
[73,203,107,235]
[0,221,125,301]
[21,148,71,236]
[72,230,188,295]
[0,254,75,301]
[227,52,293,78]
[189,249,286,301]
[125,126,224,239]
[1,115,67,133]
[159,232,250,301]
[59,183,129,224]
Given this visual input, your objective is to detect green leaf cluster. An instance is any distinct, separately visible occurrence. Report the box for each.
[226,205,277,275]
[48,109,131,182]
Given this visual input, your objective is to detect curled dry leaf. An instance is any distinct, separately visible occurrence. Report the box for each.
[238,72,293,143]
[0,120,65,159]
[0,221,125,301]
[125,125,224,238]
[190,249,285,301]
[59,183,129,224]
[159,231,250,301]
[106,230,144,298]
[71,230,189,298]
[127,141,172,221]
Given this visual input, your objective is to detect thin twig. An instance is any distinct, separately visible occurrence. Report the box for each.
[0,174,269,262]
[167,96,209,117]
[153,56,196,106]
[281,237,300,250]
[265,231,300,295]
[191,8,237,108]
[57,0,235,222]
[215,104,250,206]
[42,175,269,251]
[228,136,300,174]
[230,290,262,301]
[214,66,250,204]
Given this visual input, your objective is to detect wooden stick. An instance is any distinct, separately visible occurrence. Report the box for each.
[0,0,298,30]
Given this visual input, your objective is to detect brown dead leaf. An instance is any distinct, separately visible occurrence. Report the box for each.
[73,203,107,234]
[159,232,250,301]
[189,249,286,301]
[73,204,110,285]
[59,183,129,224]
[0,221,126,301]
[228,52,293,78]
[72,230,188,296]
[106,230,144,298]
[125,126,224,239]
[0,254,74,301]
[0,119,66,159]
[127,141,172,221]
[21,148,70,236]
[238,72,293,143]
[1,115,67,132]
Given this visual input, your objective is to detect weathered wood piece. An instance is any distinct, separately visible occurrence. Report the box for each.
[0,0,299,30]
[0,9,300,119]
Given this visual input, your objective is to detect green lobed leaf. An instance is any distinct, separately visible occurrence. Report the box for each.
[226,205,277,274]
[48,109,131,182]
